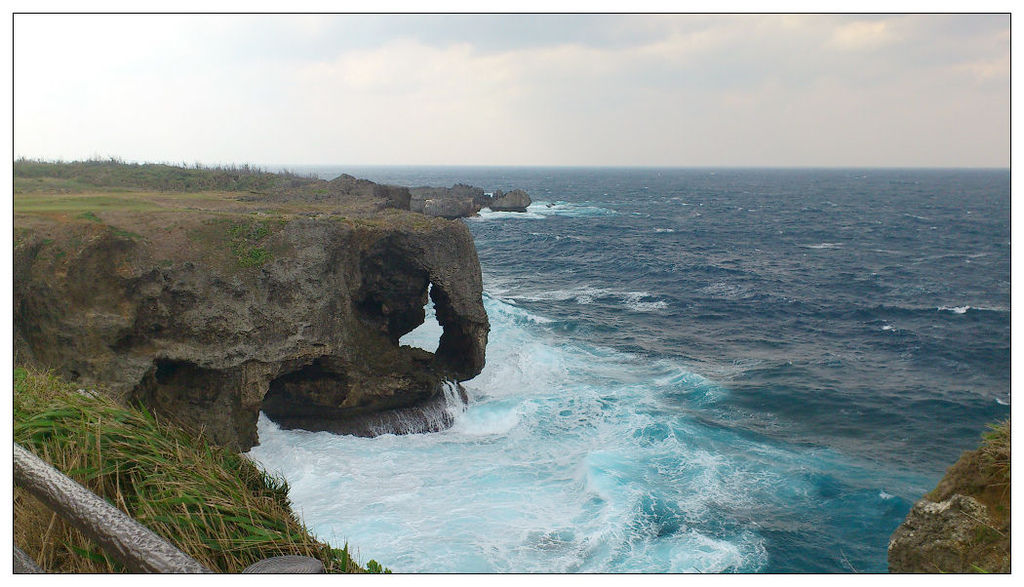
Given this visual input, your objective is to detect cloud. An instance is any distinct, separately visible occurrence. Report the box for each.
[828,19,896,51]
[13,14,1009,167]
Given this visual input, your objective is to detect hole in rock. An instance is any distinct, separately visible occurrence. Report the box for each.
[261,358,351,422]
[154,358,185,384]
[399,283,443,353]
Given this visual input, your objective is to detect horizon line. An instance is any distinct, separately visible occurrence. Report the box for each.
[14,157,1010,171]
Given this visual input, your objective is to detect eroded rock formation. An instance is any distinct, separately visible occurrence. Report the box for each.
[409,184,533,217]
[489,189,532,212]
[14,211,488,451]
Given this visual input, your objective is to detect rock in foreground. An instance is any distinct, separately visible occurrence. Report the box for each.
[888,422,1010,573]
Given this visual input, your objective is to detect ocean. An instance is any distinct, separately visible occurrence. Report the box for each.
[246,167,1009,573]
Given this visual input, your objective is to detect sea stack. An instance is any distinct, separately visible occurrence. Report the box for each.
[488,189,532,212]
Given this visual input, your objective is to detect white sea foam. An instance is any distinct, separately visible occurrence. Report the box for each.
[485,294,555,324]
[450,398,522,436]
[623,292,669,312]
[246,294,777,572]
[246,272,940,572]
[466,201,618,221]
[699,282,753,299]
[363,380,467,437]
[938,305,970,314]
[529,201,618,218]
[512,286,668,313]
[646,359,725,405]
[801,242,843,250]
[469,208,547,221]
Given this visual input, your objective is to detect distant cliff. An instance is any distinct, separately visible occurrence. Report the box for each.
[14,162,490,451]
[888,420,1010,573]
[409,184,533,217]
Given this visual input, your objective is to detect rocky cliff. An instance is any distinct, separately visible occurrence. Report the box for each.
[888,421,1010,573]
[14,207,489,451]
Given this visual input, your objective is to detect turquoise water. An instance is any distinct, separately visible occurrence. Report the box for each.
[248,168,1009,572]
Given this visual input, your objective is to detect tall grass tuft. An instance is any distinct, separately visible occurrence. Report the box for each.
[13,367,380,573]
[980,419,1010,489]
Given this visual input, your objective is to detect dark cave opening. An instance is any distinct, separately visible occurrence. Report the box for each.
[154,358,187,385]
[261,357,352,422]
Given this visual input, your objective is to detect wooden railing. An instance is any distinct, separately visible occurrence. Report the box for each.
[13,443,323,574]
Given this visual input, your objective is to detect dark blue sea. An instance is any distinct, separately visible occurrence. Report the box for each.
[248,167,1010,573]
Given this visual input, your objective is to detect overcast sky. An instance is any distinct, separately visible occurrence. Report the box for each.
[13,13,1009,167]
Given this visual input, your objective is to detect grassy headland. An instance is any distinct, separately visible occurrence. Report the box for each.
[14,159,447,279]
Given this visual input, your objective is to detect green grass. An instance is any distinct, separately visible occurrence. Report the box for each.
[15,175,99,193]
[46,209,142,241]
[13,160,415,227]
[228,220,270,241]
[235,246,270,267]
[13,189,244,217]
[110,227,143,241]
[228,220,273,268]
[76,211,103,223]
[15,193,164,214]
[14,367,386,573]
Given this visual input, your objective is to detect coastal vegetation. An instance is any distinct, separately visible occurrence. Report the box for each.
[14,156,315,194]
[14,157,418,224]
[14,366,388,573]
[928,418,1010,572]
[13,158,440,277]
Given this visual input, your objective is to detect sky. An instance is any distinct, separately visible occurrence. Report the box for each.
[12,12,1011,167]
